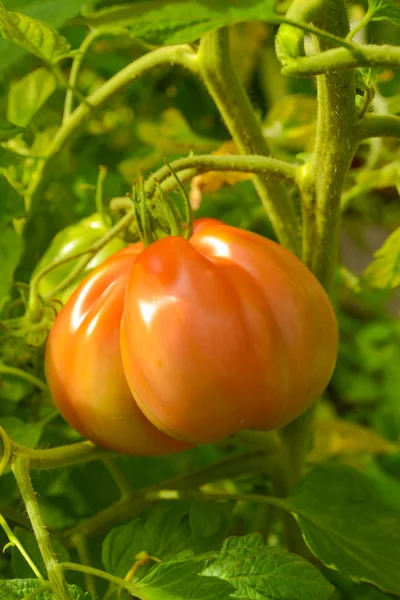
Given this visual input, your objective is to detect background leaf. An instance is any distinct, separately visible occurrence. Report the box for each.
[8,68,57,127]
[288,463,400,594]
[0,3,72,63]
[363,226,400,289]
[75,0,277,45]
[202,534,334,600]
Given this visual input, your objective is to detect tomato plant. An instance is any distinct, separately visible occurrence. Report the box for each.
[0,1,399,599]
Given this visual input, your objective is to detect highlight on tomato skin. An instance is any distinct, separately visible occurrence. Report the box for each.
[44,243,192,456]
[121,220,339,445]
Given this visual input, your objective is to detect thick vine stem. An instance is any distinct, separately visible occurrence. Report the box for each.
[27,44,199,211]
[12,456,73,600]
[198,28,301,256]
[281,0,357,531]
[14,440,112,470]
[282,44,400,76]
[146,153,300,195]
[356,114,400,140]
[302,0,358,286]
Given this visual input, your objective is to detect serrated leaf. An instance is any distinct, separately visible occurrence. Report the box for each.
[202,534,333,600]
[102,503,232,578]
[0,2,72,63]
[363,226,400,289]
[288,463,400,595]
[0,120,25,141]
[8,67,57,127]
[0,0,103,72]
[0,579,88,599]
[136,551,233,600]
[74,0,276,46]
[368,0,400,24]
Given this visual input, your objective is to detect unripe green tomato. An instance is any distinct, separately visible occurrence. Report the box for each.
[33,214,126,304]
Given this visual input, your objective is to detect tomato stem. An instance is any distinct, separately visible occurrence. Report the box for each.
[12,456,73,600]
[198,28,301,256]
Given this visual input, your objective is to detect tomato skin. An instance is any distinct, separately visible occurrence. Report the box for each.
[33,214,126,304]
[121,221,338,444]
[45,243,191,456]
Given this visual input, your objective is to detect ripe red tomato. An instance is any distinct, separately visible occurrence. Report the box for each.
[121,219,338,444]
[45,243,191,455]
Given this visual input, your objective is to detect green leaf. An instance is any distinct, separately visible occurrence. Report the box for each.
[368,0,400,24]
[288,463,400,595]
[0,120,25,142]
[0,147,24,168]
[0,227,23,312]
[74,0,276,45]
[0,2,72,63]
[0,417,43,447]
[0,0,103,72]
[102,503,232,578]
[8,67,57,127]
[202,534,333,600]
[363,226,400,289]
[0,174,24,223]
[136,551,233,600]
[0,579,88,599]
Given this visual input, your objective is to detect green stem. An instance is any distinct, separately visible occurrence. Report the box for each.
[62,29,103,123]
[70,534,97,599]
[0,364,47,392]
[27,44,198,211]
[103,458,132,500]
[303,0,358,286]
[21,584,51,600]
[356,113,400,140]
[12,456,73,600]
[346,8,373,41]
[62,562,138,596]
[0,514,44,580]
[198,28,300,255]
[14,441,112,470]
[282,44,400,76]
[146,488,290,511]
[279,0,357,553]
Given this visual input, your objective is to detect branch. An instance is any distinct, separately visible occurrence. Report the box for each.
[356,113,400,140]
[282,44,400,77]
[146,153,300,195]
[14,441,112,470]
[12,456,73,600]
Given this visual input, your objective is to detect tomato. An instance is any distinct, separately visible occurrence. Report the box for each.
[121,219,338,444]
[45,242,191,455]
[33,214,126,304]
